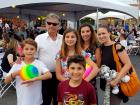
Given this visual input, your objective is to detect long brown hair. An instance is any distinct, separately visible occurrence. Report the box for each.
[79,23,99,50]
[60,28,82,58]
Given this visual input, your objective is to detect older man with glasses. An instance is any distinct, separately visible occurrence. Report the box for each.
[35,13,63,105]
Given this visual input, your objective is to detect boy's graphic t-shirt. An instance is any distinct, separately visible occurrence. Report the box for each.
[57,79,97,105]
[8,59,49,105]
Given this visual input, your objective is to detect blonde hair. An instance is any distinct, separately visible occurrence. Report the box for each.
[7,38,18,51]
[46,13,60,23]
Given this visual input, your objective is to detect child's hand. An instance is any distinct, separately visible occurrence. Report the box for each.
[13,70,20,77]
[22,81,34,87]
[21,78,36,86]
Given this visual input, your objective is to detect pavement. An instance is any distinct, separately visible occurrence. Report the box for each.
[0,55,140,105]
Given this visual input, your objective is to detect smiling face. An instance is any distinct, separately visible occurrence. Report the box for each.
[23,44,36,59]
[80,26,91,42]
[68,62,85,82]
[97,27,111,44]
[64,32,77,47]
[46,18,60,34]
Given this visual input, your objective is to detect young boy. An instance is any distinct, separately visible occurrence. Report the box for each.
[4,38,52,105]
[57,55,97,105]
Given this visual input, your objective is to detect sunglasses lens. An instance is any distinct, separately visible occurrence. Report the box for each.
[47,22,51,25]
[47,22,58,26]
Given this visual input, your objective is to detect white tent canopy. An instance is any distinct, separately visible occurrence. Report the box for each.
[82,11,133,20]
[0,0,138,19]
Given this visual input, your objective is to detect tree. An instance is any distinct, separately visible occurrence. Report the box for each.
[80,17,95,25]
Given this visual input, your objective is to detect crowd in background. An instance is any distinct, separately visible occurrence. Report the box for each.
[0,13,139,105]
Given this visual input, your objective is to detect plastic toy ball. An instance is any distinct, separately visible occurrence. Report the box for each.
[20,64,39,81]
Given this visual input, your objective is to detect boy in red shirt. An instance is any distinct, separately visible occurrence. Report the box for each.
[57,55,97,105]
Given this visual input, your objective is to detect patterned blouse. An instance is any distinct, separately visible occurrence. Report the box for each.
[55,51,89,78]
[56,52,71,78]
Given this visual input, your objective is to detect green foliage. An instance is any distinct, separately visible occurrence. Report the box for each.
[80,17,95,25]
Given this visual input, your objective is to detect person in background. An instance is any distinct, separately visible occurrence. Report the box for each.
[35,13,63,105]
[132,24,137,38]
[124,23,129,32]
[1,38,18,73]
[2,32,10,52]
[119,28,127,48]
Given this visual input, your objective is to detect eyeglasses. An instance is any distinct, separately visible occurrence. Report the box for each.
[46,21,59,26]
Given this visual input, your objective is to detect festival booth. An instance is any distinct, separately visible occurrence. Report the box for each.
[0,0,138,28]
[82,11,133,20]
[81,11,135,27]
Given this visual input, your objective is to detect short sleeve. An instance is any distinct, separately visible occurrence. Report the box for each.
[38,61,49,74]
[7,63,21,76]
[96,43,101,48]
[57,82,63,102]
[88,85,97,104]
[115,43,125,52]
[81,50,90,58]
[55,51,61,60]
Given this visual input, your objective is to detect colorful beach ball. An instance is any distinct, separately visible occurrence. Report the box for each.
[83,63,93,79]
[20,64,39,81]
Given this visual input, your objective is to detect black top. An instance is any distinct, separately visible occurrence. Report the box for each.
[100,43,128,103]
[85,44,99,87]
[101,44,116,70]
[85,44,100,62]
[1,48,17,73]
[100,44,116,91]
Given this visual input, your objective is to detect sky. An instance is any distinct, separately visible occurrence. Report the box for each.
[118,0,138,5]
[102,0,138,7]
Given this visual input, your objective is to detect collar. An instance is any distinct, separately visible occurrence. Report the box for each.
[46,32,62,39]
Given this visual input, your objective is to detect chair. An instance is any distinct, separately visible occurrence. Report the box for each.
[0,67,16,98]
[0,51,16,98]
[127,40,140,55]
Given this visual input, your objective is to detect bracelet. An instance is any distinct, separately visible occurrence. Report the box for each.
[11,73,15,80]
[10,62,15,65]
[114,78,120,83]
[81,50,90,58]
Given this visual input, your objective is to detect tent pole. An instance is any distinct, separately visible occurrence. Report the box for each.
[137,0,140,28]
[124,16,125,27]
[96,8,99,30]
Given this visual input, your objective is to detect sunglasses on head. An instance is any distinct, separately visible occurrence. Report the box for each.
[46,21,59,26]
